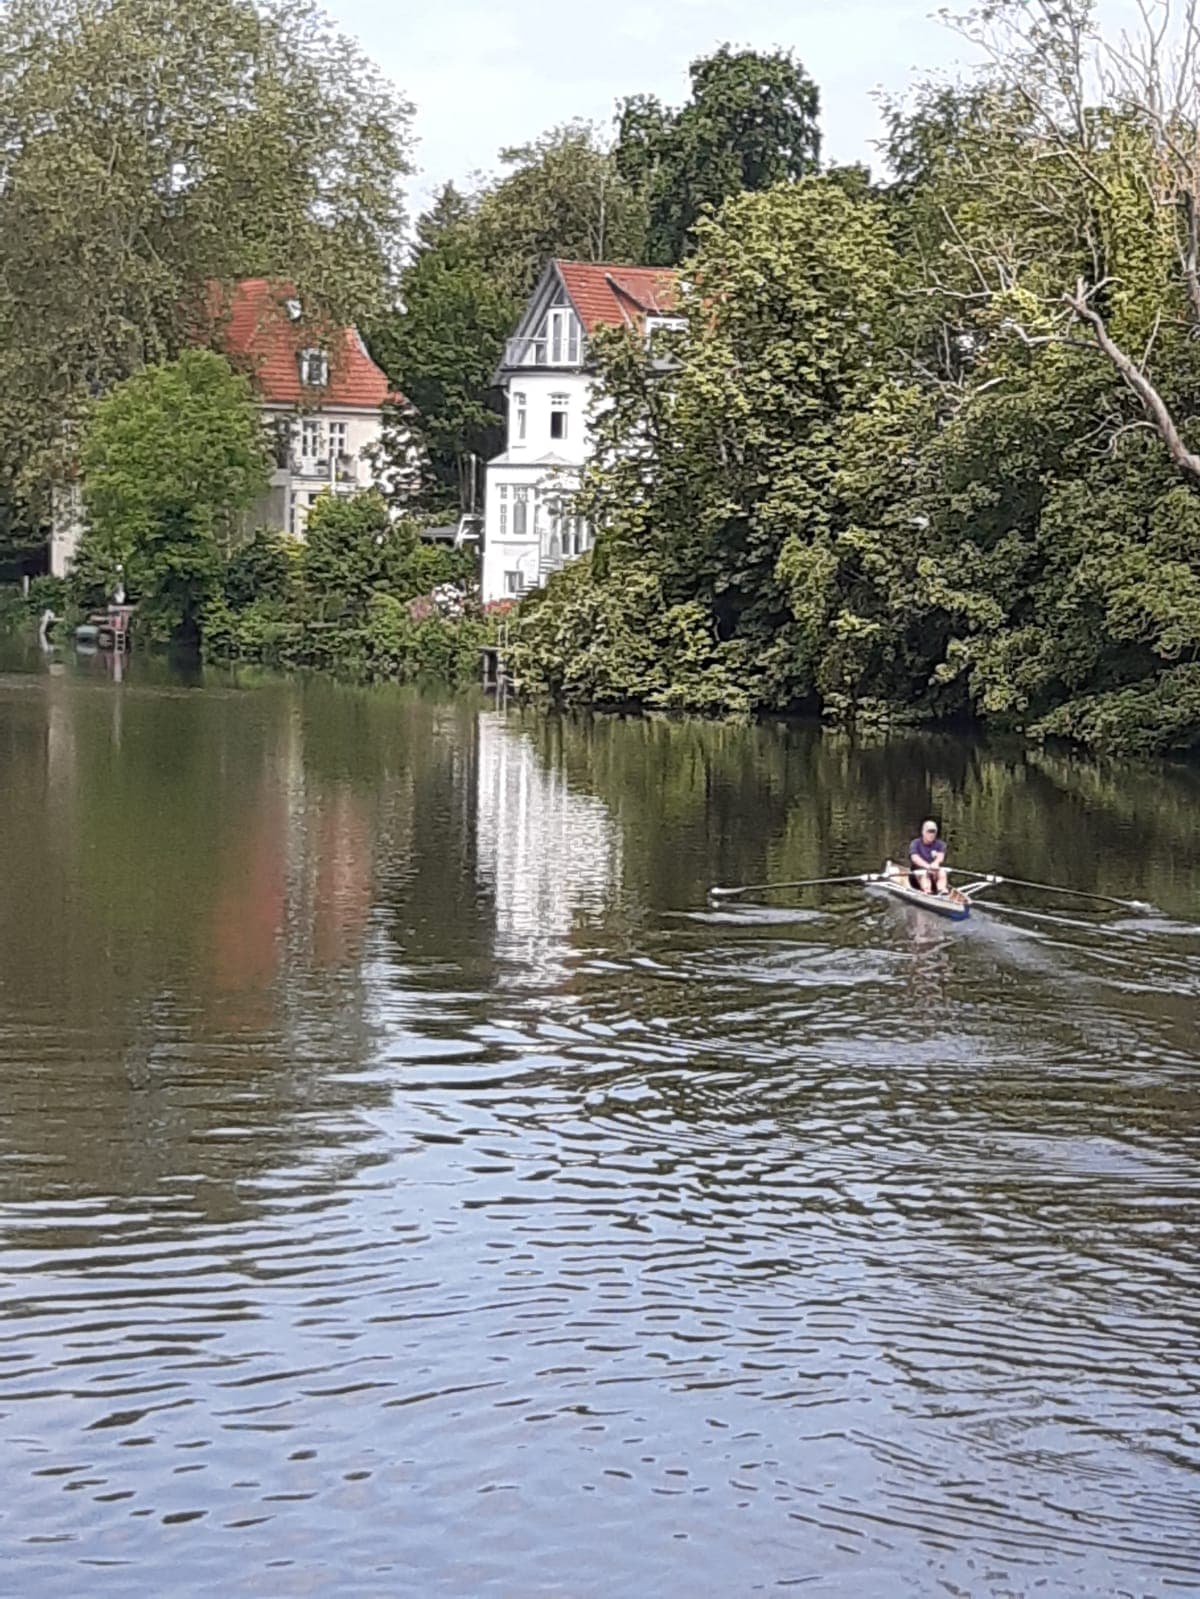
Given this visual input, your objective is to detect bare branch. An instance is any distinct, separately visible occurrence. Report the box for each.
[1065,279,1200,479]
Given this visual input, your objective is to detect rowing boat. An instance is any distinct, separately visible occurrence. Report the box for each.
[877,861,974,920]
[709,865,1146,916]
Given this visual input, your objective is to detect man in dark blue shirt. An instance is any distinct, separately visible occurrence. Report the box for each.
[909,819,949,895]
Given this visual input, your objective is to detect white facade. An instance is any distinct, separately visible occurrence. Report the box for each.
[48,403,404,579]
[259,403,396,540]
[482,281,596,605]
[49,484,84,581]
[49,282,413,579]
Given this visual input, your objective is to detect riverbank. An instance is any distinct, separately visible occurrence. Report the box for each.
[503,555,1200,759]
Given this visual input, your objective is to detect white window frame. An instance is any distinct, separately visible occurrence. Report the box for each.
[513,392,527,443]
[498,484,508,536]
[547,309,580,366]
[549,393,569,442]
[513,485,530,538]
[504,571,522,595]
[300,419,324,461]
[299,348,329,387]
[328,421,348,458]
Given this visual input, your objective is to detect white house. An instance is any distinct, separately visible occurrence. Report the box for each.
[49,279,411,578]
[214,278,410,541]
[482,259,680,605]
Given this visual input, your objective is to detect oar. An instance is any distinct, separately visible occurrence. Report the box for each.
[709,872,884,900]
[945,867,1151,912]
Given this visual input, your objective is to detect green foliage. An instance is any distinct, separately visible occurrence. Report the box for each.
[1029,668,1200,755]
[367,202,515,507]
[0,586,29,632]
[551,179,898,715]
[202,489,482,686]
[615,46,821,265]
[222,529,297,611]
[341,594,487,685]
[301,491,473,620]
[27,575,67,614]
[371,127,648,505]
[0,0,413,548]
[511,16,1200,757]
[472,124,649,302]
[75,349,270,641]
[509,555,753,716]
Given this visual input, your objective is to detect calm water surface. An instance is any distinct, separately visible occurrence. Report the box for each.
[1,654,1199,1597]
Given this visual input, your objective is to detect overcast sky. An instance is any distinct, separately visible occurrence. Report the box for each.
[324,0,978,211]
[324,0,1149,215]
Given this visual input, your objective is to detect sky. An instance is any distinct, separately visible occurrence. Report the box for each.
[323,0,980,212]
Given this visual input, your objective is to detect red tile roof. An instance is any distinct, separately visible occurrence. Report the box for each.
[554,261,680,335]
[205,278,401,409]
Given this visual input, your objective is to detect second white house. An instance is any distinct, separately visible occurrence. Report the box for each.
[481,260,680,605]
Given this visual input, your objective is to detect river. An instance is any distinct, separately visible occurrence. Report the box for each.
[1,652,1198,1597]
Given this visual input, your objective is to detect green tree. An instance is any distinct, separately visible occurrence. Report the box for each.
[301,490,470,621]
[472,123,649,300]
[615,46,822,265]
[368,191,517,508]
[563,175,902,706]
[372,126,648,508]
[0,0,412,546]
[76,348,270,641]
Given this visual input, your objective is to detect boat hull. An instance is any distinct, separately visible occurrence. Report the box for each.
[878,863,970,921]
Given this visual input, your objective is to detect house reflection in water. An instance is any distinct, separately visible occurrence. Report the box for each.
[474,711,620,986]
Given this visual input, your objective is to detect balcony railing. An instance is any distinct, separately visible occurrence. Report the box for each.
[502,334,585,368]
[289,453,359,484]
[504,335,545,367]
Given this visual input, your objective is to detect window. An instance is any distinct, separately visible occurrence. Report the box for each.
[270,417,292,468]
[504,571,523,595]
[299,348,329,387]
[300,419,323,462]
[328,421,348,458]
[498,484,508,536]
[513,486,529,538]
[547,309,580,365]
[514,392,527,443]
[285,298,303,322]
[549,394,568,442]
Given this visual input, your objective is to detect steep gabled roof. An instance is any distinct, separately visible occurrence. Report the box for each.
[206,279,401,409]
[554,261,681,334]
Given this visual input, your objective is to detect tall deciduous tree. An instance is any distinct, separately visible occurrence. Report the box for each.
[511,180,901,713]
[76,348,271,641]
[471,124,648,299]
[615,46,822,265]
[0,0,412,549]
[372,126,648,508]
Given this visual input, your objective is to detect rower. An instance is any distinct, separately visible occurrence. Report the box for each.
[909,819,949,896]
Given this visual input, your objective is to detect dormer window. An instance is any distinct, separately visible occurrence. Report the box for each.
[644,316,685,337]
[547,309,580,365]
[285,298,303,322]
[299,348,328,387]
